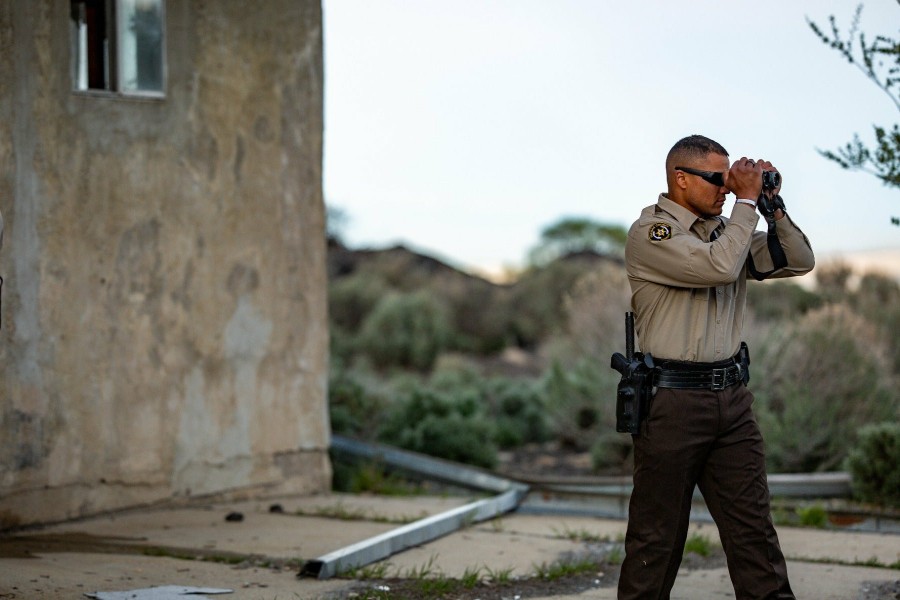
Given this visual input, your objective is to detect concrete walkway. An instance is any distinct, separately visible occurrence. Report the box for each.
[1,493,897,599]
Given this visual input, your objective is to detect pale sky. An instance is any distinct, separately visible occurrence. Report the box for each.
[322,0,899,276]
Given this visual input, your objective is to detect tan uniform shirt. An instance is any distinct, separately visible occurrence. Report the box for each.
[625,194,815,363]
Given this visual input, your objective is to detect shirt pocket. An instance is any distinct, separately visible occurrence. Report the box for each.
[690,287,714,304]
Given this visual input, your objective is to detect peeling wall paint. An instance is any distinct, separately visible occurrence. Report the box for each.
[0,0,330,527]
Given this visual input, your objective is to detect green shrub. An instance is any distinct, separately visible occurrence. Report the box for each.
[329,272,389,332]
[796,504,828,528]
[753,304,897,472]
[559,267,632,361]
[328,366,388,439]
[442,284,511,355]
[333,362,548,468]
[330,455,423,495]
[358,291,452,371]
[507,260,595,349]
[543,361,604,451]
[590,435,633,473]
[545,267,633,471]
[399,367,550,451]
[746,280,822,321]
[850,274,900,375]
[683,533,715,557]
[756,383,851,472]
[543,359,629,471]
[329,325,356,367]
[426,365,483,395]
[485,377,550,449]
[377,387,498,469]
[845,422,900,508]
[815,262,852,301]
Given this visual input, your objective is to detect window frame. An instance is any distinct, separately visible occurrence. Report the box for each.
[70,0,167,99]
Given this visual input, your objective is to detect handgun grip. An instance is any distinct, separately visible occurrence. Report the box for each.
[610,352,629,374]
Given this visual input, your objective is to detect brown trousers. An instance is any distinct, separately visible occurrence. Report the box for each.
[618,384,794,600]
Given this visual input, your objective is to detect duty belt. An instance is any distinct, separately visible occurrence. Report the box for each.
[652,361,744,391]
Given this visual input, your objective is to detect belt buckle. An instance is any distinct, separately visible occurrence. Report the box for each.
[710,368,727,390]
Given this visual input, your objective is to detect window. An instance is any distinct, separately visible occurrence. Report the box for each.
[70,0,166,95]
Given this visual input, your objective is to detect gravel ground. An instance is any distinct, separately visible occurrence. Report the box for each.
[326,546,730,600]
[336,573,614,599]
[858,579,900,600]
[333,571,900,600]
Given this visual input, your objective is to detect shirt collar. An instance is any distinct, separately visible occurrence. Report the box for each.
[656,194,702,231]
[656,194,723,237]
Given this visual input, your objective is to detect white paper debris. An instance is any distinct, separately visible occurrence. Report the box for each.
[84,585,233,600]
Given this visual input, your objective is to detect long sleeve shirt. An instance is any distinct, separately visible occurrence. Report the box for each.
[625,194,815,363]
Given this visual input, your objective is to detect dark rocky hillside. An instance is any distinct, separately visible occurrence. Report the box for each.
[326,239,623,358]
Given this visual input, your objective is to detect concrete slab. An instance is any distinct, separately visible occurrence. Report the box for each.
[1,493,898,599]
[0,551,350,600]
[778,526,900,566]
[526,562,899,600]
[26,494,472,562]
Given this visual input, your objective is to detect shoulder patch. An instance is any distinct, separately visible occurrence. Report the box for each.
[648,223,672,241]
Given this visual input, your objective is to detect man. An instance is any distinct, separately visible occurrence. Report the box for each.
[619,134,814,599]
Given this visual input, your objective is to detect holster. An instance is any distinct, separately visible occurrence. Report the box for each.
[736,341,751,385]
[611,352,656,435]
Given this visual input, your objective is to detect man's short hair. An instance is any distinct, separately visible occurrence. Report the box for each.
[666,135,729,170]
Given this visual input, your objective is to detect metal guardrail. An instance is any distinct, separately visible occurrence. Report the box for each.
[522,471,852,500]
[767,472,852,498]
[330,435,521,494]
[503,471,853,500]
[516,471,854,522]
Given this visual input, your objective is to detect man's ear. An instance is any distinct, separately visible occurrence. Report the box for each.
[673,170,689,191]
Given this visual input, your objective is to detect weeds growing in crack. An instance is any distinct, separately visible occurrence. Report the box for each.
[551,524,612,543]
[532,556,599,581]
[683,532,717,558]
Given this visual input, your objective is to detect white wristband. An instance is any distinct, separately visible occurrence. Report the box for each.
[735,198,757,208]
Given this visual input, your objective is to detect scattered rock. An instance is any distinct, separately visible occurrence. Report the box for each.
[858,579,900,600]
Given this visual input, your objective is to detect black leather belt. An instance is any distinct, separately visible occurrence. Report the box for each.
[652,360,744,391]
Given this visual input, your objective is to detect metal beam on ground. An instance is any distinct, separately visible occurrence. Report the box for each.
[299,486,527,579]
[302,436,530,579]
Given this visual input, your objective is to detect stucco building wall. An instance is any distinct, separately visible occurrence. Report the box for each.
[0,0,330,527]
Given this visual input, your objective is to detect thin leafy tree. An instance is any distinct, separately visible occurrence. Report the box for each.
[808,2,900,224]
[528,217,627,266]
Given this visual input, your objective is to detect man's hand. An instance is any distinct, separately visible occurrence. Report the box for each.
[754,159,785,220]
[724,157,763,200]
[756,159,782,199]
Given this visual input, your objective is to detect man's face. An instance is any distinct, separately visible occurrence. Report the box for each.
[679,153,730,218]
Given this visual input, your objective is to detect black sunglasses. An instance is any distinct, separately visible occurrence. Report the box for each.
[675,166,725,187]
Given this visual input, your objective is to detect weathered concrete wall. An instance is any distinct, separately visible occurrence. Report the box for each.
[0,0,330,527]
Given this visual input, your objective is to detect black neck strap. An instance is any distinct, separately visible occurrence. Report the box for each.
[747,194,788,281]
